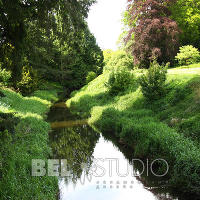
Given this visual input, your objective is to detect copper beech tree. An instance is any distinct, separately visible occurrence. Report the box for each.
[126,0,180,67]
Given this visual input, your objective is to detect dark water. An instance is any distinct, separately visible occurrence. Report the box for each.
[47,102,192,200]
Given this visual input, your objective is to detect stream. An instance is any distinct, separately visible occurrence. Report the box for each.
[47,102,191,200]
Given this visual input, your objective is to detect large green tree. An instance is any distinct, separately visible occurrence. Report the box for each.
[24,6,103,91]
[0,0,57,84]
[170,0,200,49]
[0,0,98,87]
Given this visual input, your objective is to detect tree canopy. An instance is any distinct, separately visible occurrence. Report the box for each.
[170,0,200,49]
[125,0,179,67]
[0,0,103,91]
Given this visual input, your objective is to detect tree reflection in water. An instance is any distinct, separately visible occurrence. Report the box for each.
[49,125,100,185]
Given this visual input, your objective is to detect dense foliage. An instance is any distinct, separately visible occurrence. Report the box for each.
[17,66,39,95]
[139,61,168,101]
[105,68,135,95]
[175,45,200,65]
[0,1,103,198]
[1,0,200,199]
[86,71,97,84]
[103,49,114,65]
[0,63,11,86]
[125,0,179,67]
[170,0,200,49]
[103,50,134,71]
[0,0,103,91]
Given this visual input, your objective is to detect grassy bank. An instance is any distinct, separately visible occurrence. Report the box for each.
[66,64,200,195]
[0,84,61,199]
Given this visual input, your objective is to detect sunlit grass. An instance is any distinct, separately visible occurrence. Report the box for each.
[174,62,200,69]
[0,87,59,199]
[67,63,200,195]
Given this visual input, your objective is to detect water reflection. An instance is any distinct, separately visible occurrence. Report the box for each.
[48,102,194,200]
[49,126,100,185]
[51,120,88,129]
[102,132,194,200]
[49,125,179,200]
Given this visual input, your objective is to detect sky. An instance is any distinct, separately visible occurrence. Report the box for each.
[87,0,127,50]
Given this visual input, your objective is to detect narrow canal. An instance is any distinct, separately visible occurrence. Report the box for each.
[47,102,191,200]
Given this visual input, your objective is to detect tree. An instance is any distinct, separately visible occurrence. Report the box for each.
[175,45,200,65]
[23,3,103,91]
[170,0,200,49]
[0,0,57,84]
[126,0,179,68]
[117,10,134,54]
[0,0,97,86]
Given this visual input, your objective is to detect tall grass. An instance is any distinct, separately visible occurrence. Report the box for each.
[0,88,59,199]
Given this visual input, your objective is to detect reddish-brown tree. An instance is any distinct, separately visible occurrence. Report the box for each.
[126,0,179,67]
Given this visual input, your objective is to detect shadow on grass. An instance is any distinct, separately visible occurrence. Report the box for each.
[69,91,116,117]
[69,83,140,118]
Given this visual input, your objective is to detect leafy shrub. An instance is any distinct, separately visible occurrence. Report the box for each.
[17,66,39,95]
[86,71,97,84]
[105,68,135,95]
[175,45,200,65]
[139,61,168,101]
[0,63,11,86]
[104,50,133,72]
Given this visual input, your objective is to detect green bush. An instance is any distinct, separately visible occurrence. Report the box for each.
[17,66,39,95]
[139,61,168,101]
[0,63,11,86]
[86,71,97,84]
[175,45,200,65]
[105,68,135,95]
[104,50,133,72]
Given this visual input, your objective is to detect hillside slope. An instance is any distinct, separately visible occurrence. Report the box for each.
[0,86,61,199]
[67,64,200,195]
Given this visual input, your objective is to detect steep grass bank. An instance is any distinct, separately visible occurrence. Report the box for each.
[0,84,61,199]
[66,64,200,195]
